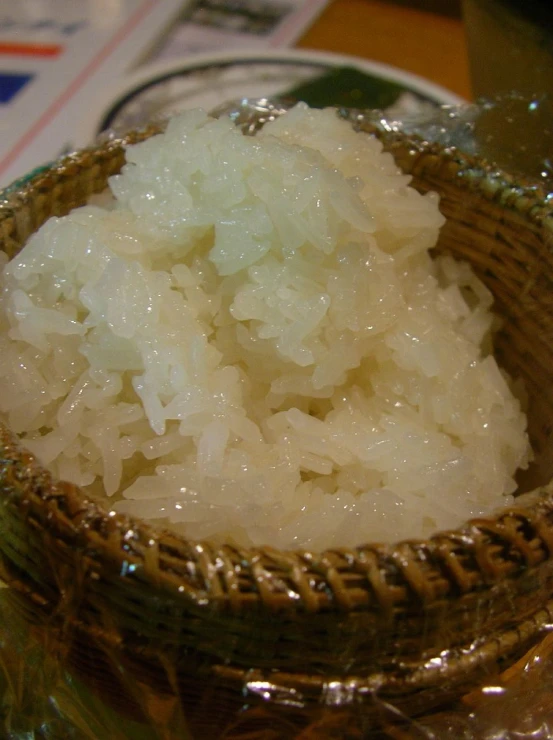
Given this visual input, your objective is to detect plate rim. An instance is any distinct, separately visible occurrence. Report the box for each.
[75,48,467,148]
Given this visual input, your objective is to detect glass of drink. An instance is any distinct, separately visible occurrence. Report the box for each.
[462,0,553,185]
[463,0,553,99]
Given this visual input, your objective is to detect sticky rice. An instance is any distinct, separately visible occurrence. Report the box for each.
[0,104,531,549]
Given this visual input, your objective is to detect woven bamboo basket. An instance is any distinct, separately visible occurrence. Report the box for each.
[1,108,553,738]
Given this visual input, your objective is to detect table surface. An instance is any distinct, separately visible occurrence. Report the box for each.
[298,0,472,101]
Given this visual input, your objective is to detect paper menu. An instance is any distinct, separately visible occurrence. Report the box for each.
[0,0,329,188]
[0,1,187,187]
[150,0,328,60]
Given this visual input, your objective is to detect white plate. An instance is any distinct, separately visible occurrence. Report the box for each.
[75,49,465,147]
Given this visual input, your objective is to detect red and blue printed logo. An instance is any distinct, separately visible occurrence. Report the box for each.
[0,71,33,103]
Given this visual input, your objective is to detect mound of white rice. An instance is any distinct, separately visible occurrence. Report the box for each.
[0,104,531,549]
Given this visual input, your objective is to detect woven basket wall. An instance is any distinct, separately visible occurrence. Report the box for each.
[1,112,553,738]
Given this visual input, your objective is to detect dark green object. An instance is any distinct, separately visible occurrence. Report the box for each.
[282,65,406,109]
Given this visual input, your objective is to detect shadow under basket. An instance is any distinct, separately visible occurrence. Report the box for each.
[1,113,553,738]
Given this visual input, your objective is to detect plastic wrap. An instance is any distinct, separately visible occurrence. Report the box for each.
[1,97,553,739]
[364,92,553,189]
[210,93,553,189]
[3,579,553,739]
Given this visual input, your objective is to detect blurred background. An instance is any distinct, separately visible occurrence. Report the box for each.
[0,0,471,186]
